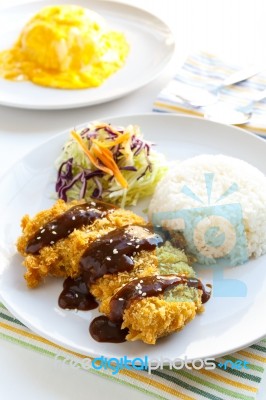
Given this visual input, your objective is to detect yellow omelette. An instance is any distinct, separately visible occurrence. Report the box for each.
[0,5,129,89]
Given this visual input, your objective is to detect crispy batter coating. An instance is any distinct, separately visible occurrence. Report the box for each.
[17,199,205,344]
[90,250,158,304]
[123,296,201,344]
[17,199,145,287]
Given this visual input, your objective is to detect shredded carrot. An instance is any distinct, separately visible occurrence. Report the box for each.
[92,143,128,189]
[71,131,113,176]
[71,130,128,189]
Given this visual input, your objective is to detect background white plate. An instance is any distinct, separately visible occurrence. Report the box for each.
[0,114,266,362]
[0,0,175,110]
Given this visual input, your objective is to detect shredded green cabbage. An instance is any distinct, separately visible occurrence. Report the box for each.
[55,121,168,207]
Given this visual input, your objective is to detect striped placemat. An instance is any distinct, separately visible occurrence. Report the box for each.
[0,302,265,400]
[153,51,266,137]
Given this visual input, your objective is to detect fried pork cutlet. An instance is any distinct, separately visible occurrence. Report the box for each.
[17,199,145,287]
[17,200,211,345]
[89,241,207,344]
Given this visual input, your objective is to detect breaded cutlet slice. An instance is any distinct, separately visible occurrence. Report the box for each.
[90,241,195,305]
[17,199,145,288]
[91,242,204,344]
[122,292,203,344]
[98,279,203,345]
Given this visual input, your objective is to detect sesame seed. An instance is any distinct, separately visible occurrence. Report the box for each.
[113,248,118,254]
[142,292,147,296]
[91,202,96,206]
[37,236,41,240]
[127,242,132,246]
[136,245,140,249]
[50,241,55,245]
[118,298,123,301]
[68,230,71,234]
[157,288,162,291]
[138,290,142,294]
[140,280,143,283]
[133,252,136,256]
[52,231,57,235]
[75,293,79,298]
[41,229,45,233]
[106,257,111,261]
[51,225,55,229]
[110,239,113,243]
[72,216,76,220]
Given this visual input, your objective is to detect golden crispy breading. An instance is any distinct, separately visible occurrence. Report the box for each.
[90,250,158,304]
[90,248,195,311]
[91,248,204,344]
[122,296,201,344]
[17,199,145,287]
[97,276,203,344]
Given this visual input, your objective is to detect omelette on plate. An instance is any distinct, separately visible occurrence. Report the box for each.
[0,5,129,89]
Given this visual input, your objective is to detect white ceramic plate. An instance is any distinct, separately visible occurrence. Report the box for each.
[0,0,175,110]
[0,114,266,362]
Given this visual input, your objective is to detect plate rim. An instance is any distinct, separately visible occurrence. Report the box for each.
[1,113,266,361]
[0,0,175,110]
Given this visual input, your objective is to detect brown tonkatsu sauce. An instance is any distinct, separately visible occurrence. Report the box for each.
[58,276,98,311]
[79,225,163,286]
[58,224,163,321]
[109,275,211,322]
[89,316,128,343]
[26,201,115,254]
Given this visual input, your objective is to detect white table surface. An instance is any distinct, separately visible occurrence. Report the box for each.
[0,0,266,398]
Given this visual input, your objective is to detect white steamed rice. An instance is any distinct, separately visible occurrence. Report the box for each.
[148,154,266,265]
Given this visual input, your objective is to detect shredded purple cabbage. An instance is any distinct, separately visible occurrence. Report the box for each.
[120,166,137,171]
[56,158,104,201]
[92,177,103,198]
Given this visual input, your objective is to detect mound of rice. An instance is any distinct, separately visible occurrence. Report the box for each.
[149,154,266,265]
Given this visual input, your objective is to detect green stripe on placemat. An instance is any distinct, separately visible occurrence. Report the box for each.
[251,344,266,353]
[0,303,265,400]
[0,311,26,326]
